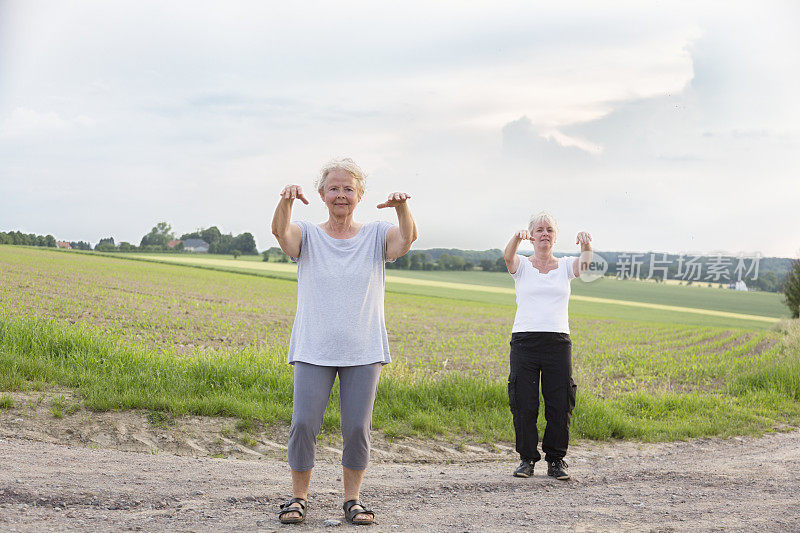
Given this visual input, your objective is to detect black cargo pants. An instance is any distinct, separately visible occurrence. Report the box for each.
[508,331,577,463]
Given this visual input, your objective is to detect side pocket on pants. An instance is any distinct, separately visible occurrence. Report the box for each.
[508,374,518,413]
[567,377,577,415]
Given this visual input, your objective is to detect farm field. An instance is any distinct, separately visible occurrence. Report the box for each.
[117,251,785,329]
[1,245,798,443]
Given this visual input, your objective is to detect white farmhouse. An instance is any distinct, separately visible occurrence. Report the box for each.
[183,239,209,253]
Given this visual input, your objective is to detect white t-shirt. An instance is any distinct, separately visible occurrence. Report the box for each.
[510,255,576,334]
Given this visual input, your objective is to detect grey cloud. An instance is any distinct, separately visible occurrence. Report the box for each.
[501,116,595,166]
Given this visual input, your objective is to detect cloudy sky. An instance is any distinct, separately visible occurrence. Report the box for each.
[1,1,798,256]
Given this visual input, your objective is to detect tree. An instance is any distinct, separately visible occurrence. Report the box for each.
[752,271,781,292]
[201,226,222,246]
[97,237,115,248]
[233,232,257,254]
[479,259,495,271]
[232,249,241,259]
[783,258,800,319]
[140,222,174,248]
[494,257,507,272]
[437,253,452,270]
[450,255,466,270]
[70,241,92,250]
[262,251,270,262]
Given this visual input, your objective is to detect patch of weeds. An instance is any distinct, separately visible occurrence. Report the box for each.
[146,410,176,429]
[234,418,260,447]
[51,395,66,419]
[79,414,92,424]
[0,396,14,409]
[210,453,226,459]
[220,426,234,438]
[238,434,258,447]
[235,418,258,434]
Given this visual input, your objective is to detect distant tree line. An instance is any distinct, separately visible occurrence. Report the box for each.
[0,230,57,248]
[90,222,258,255]
[386,252,508,272]
[179,225,257,255]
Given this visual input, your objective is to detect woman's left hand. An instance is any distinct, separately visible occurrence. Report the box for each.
[576,231,592,245]
[377,192,412,209]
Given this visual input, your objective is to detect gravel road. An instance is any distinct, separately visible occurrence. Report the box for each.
[2,426,799,532]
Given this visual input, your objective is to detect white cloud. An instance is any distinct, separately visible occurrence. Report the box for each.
[542,131,603,155]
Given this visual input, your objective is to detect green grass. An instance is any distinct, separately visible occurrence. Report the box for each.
[1,314,798,441]
[1,246,799,441]
[0,395,14,409]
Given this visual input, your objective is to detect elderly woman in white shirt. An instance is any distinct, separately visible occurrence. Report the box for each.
[503,211,592,481]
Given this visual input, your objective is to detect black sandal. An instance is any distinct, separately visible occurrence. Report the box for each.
[278,497,307,524]
[343,499,374,525]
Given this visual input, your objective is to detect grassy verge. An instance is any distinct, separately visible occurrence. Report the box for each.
[2,315,798,442]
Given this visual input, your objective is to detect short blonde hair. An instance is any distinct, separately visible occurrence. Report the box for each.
[315,157,367,197]
[528,211,559,235]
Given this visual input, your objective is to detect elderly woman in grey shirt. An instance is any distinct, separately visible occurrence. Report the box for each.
[271,158,417,525]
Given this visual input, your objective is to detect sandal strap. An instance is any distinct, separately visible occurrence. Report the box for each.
[278,497,307,516]
[343,499,374,520]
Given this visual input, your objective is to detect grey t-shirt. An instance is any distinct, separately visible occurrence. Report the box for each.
[287,220,394,366]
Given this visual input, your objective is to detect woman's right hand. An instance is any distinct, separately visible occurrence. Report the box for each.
[280,184,310,205]
[516,229,531,242]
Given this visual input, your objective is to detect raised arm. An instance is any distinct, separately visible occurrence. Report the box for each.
[572,231,593,278]
[271,184,309,259]
[378,192,418,261]
[504,230,530,274]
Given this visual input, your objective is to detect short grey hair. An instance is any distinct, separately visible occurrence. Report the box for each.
[528,211,559,235]
[315,157,367,197]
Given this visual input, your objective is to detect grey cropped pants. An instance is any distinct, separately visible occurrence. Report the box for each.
[287,362,382,472]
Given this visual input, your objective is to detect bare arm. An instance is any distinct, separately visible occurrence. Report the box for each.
[572,231,593,277]
[379,192,418,261]
[504,230,530,274]
[270,184,309,259]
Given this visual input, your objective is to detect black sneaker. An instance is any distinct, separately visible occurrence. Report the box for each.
[547,459,570,480]
[513,460,535,478]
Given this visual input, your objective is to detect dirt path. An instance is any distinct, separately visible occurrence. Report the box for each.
[1,392,799,532]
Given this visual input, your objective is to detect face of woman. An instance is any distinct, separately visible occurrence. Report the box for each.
[531,221,556,249]
[320,169,362,217]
